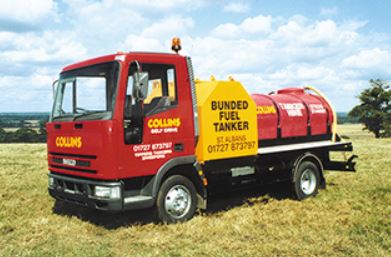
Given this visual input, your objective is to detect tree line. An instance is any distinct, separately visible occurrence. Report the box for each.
[0,121,47,143]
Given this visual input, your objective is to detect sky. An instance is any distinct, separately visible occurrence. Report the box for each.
[0,0,391,112]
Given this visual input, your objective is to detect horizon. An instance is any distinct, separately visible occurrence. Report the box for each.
[1,0,391,112]
[0,111,352,114]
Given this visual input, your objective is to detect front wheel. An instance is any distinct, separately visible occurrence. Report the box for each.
[292,160,321,200]
[156,175,197,223]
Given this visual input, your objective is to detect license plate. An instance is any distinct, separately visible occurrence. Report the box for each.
[63,158,76,166]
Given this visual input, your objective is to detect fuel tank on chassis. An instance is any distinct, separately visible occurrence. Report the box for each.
[251,88,333,141]
[194,79,334,163]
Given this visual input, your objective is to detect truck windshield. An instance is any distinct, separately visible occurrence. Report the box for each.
[51,62,119,122]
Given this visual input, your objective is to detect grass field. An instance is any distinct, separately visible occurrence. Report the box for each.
[0,124,390,257]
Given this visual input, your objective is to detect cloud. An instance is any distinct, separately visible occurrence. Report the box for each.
[66,0,207,11]
[0,0,54,22]
[117,0,207,11]
[180,16,385,111]
[0,31,86,65]
[0,0,389,112]
[272,19,359,47]
[212,15,272,38]
[141,16,194,38]
[196,17,366,78]
[123,36,167,52]
[266,65,335,82]
[0,71,55,112]
[63,0,146,54]
[122,16,194,52]
[342,48,391,69]
[223,2,249,13]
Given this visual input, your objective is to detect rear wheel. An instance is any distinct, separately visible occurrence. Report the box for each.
[292,160,321,200]
[156,175,197,223]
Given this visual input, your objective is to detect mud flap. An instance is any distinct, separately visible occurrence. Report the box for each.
[193,162,208,210]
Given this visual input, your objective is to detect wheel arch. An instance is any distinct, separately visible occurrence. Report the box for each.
[151,156,207,209]
[292,152,325,187]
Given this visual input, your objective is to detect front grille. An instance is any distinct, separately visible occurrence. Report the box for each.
[52,157,91,167]
[50,165,97,174]
[49,152,97,159]
[49,152,97,174]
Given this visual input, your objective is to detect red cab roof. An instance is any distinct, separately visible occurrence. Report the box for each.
[61,52,185,73]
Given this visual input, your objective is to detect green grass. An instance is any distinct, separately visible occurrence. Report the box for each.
[0,124,390,256]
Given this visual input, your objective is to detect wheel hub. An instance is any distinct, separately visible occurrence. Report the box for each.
[164,185,192,219]
[300,169,316,195]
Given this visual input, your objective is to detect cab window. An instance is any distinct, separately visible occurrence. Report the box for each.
[126,63,177,117]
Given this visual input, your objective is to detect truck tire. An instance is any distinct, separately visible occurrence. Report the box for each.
[156,175,197,223]
[292,160,321,200]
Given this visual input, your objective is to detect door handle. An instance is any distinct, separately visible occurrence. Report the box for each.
[174,143,184,152]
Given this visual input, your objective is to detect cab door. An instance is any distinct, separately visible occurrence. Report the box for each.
[118,58,195,179]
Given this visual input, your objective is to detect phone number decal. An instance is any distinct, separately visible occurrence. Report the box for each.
[206,135,256,154]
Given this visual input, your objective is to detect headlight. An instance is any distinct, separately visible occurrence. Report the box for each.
[94,186,121,199]
[48,177,55,188]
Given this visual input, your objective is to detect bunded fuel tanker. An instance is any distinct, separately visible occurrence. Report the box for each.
[47,38,356,223]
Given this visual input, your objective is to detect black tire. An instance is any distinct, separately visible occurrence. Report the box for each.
[292,160,321,200]
[156,175,197,223]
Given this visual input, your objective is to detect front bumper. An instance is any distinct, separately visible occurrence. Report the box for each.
[48,173,154,211]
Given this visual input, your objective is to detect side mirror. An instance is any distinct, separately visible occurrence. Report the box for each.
[132,71,149,101]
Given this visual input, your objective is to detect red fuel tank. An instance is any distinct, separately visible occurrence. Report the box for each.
[251,87,334,143]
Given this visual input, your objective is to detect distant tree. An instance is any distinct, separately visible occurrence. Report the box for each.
[349,79,391,138]
[12,128,40,143]
[383,112,391,136]
[0,128,6,142]
[337,112,359,124]
[4,131,14,143]
[39,120,48,142]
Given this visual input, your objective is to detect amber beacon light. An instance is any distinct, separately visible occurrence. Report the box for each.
[171,37,182,53]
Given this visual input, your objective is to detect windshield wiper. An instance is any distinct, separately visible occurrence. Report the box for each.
[52,114,74,121]
[73,111,106,121]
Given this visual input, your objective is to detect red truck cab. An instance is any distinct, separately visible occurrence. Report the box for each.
[47,52,203,215]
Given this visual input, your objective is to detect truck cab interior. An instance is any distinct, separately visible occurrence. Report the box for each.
[125,62,177,118]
